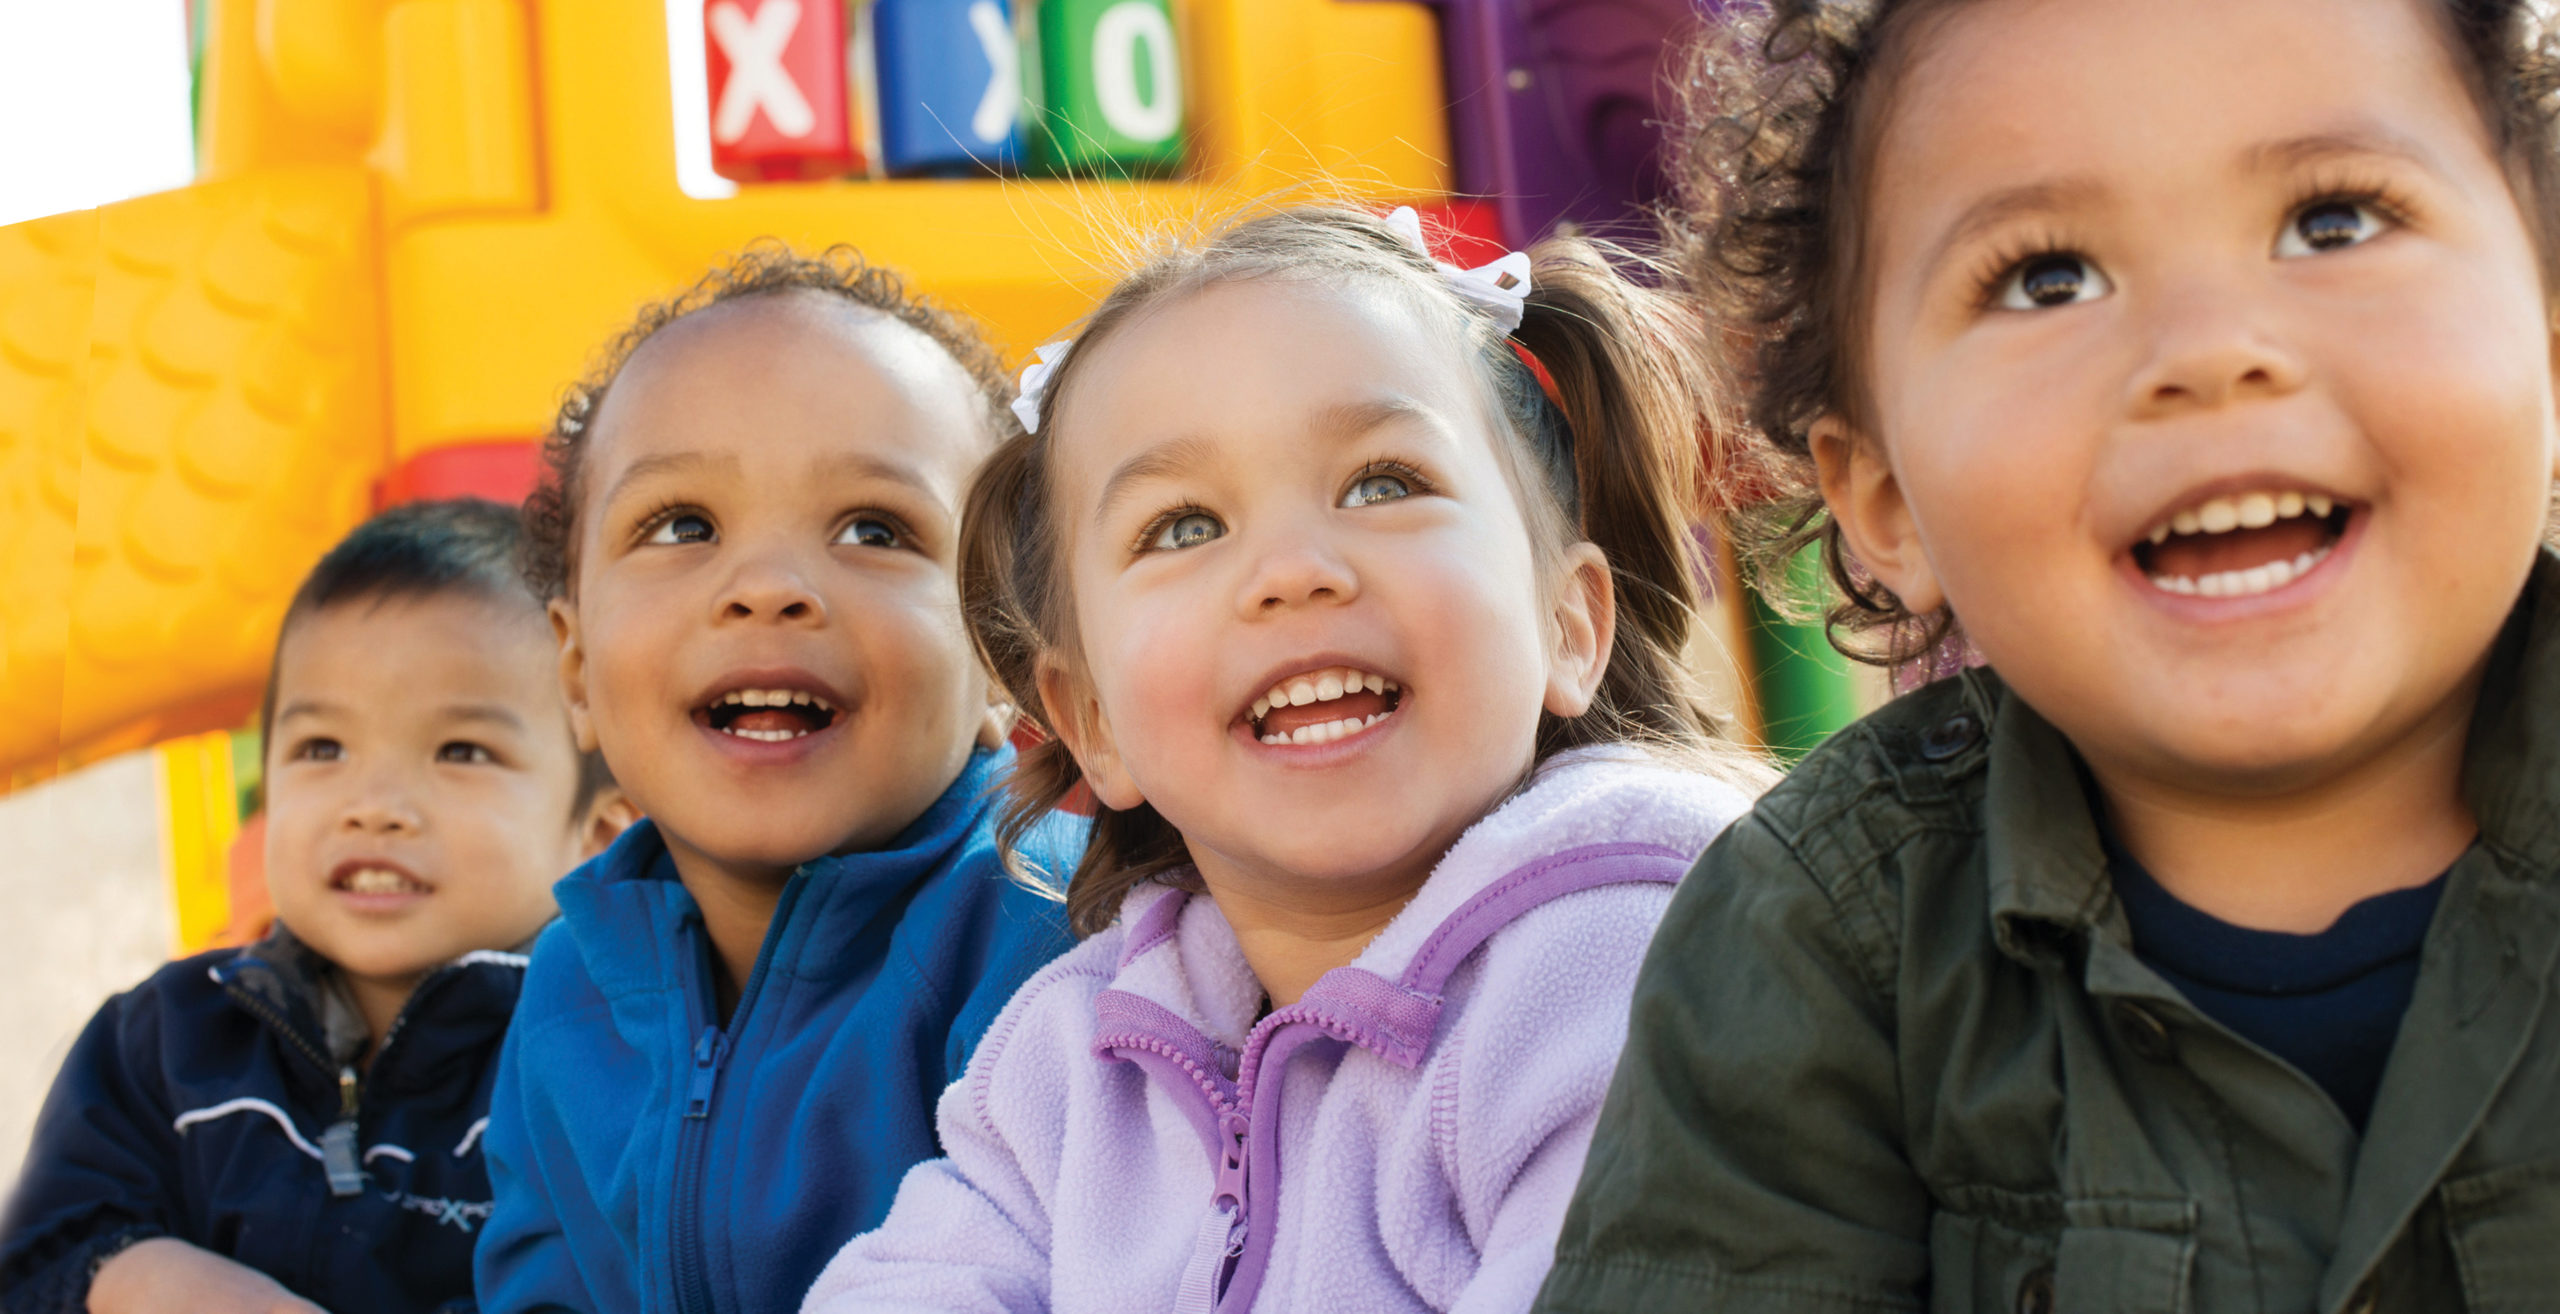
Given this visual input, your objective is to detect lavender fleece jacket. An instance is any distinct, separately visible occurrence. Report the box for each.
[802,748,1753,1314]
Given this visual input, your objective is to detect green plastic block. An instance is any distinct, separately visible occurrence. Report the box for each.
[1029,0,1186,176]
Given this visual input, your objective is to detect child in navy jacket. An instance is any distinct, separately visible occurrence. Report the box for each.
[1,500,629,1314]
[471,246,1080,1314]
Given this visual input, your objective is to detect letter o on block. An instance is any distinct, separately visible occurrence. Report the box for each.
[1030,0,1185,176]
[1092,3,1180,144]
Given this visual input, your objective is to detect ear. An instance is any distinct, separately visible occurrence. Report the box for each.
[549,598,598,754]
[576,787,642,862]
[1543,541,1616,718]
[1810,413,1945,616]
[1034,654,1143,811]
[977,695,1017,751]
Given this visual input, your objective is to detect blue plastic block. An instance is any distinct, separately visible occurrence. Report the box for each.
[873,0,1025,175]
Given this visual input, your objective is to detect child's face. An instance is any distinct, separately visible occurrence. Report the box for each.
[265,593,582,992]
[1041,279,1612,905]
[558,293,1000,880]
[1825,0,2559,793]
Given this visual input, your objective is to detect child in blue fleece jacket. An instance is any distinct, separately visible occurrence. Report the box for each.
[472,245,1081,1314]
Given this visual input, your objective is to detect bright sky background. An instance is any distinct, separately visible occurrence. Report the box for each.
[0,0,197,228]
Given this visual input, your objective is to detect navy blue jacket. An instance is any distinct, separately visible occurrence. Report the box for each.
[1,927,524,1314]
[473,746,1082,1314]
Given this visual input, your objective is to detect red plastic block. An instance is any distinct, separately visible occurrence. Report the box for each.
[705,0,864,181]
[375,440,543,509]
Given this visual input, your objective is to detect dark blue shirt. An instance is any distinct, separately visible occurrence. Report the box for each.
[2108,841,2449,1129]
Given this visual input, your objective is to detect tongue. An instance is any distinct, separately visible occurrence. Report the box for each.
[725,707,813,735]
[2150,519,2329,578]
[1261,689,1391,738]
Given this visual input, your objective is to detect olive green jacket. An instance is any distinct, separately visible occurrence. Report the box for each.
[1537,555,2560,1314]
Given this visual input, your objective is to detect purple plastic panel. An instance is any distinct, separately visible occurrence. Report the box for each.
[1395,0,1722,245]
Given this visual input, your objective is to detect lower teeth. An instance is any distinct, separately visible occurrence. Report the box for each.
[1261,711,1388,746]
[2150,545,2330,598]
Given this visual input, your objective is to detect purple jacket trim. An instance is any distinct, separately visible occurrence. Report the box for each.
[1103,841,1686,1312]
[1118,885,1191,969]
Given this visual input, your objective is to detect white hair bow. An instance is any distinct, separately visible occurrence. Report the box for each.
[1011,340,1071,434]
[1382,205,1534,333]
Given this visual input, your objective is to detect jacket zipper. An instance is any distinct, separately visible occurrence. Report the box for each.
[670,871,809,1314]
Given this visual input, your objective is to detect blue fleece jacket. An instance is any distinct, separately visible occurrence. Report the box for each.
[473,747,1081,1314]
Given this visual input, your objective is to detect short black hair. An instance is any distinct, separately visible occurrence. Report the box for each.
[261,498,613,816]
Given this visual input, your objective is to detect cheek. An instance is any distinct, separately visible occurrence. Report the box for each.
[1090,584,1225,748]
[1888,337,2114,582]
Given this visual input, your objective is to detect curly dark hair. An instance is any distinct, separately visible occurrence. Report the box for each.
[1674,0,2560,666]
[520,241,1016,600]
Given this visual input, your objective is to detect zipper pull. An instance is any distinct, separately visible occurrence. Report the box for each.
[684,1026,728,1119]
[320,1065,365,1198]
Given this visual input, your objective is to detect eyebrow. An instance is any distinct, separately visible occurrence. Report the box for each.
[2246,126,2442,176]
[438,704,529,732]
[602,450,735,508]
[272,699,340,726]
[1924,177,2109,273]
[1088,398,1434,528]
[818,450,944,502]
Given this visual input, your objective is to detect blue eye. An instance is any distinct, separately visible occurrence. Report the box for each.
[1342,473,1411,507]
[2276,200,2384,258]
[647,512,715,545]
[1996,253,2112,310]
[836,516,901,548]
[1149,512,1225,551]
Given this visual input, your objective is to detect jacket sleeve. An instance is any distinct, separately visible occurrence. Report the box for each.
[0,991,180,1314]
[802,983,1061,1313]
[470,992,592,1314]
[1533,813,1934,1314]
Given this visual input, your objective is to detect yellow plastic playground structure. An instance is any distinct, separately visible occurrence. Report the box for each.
[0,0,1861,957]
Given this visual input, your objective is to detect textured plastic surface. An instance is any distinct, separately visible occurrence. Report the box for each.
[874,0,1024,176]
[0,0,1457,785]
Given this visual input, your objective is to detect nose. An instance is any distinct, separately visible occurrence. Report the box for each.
[340,766,423,836]
[2124,280,2309,420]
[712,537,829,625]
[1233,523,1361,619]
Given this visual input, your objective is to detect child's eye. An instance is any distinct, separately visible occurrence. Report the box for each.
[1342,473,1412,508]
[2276,199,2386,258]
[290,737,342,763]
[1147,511,1226,552]
[834,516,902,549]
[436,741,495,765]
[1996,253,2113,310]
[646,512,716,545]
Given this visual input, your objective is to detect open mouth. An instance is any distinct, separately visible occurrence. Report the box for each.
[334,862,430,897]
[2132,489,2352,599]
[1246,665,1403,746]
[698,686,841,742]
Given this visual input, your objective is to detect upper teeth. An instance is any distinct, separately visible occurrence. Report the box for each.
[1250,667,1395,721]
[344,867,422,895]
[2144,490,2333,546]
[717,688,833,710]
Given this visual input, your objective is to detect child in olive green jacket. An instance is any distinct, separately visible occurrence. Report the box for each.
[1539,1,2560,1311]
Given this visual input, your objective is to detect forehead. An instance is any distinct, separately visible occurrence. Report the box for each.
[1870,0,2484,240]
[589,291,991,492]
[1050,276,1480,480]
[277,591,557,704]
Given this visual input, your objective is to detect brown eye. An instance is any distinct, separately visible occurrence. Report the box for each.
[436,741,495,765]
[647,512,715,545]
[1999,253,2111,310]
[834,516,901,548]
[2278,200,2382,258]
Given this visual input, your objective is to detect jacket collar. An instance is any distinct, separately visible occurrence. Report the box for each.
[1098,747,1753,1055]
[212,922,530,1094]
[553,745,1016,1001]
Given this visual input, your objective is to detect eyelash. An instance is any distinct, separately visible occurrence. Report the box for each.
[1967,172,2418,309]
[632,499,700,544]
[1348,457,1436,497]
[1125,458,1439,555]
[1130,502,1216,555]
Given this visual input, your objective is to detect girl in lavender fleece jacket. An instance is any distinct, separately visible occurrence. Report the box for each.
[803,204,1772,1314]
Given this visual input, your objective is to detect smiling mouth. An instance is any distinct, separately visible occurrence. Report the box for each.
[1248,666,1404,746]
[335,865,429,896]
[2133,489,2352,598]
[698,687,840,742]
